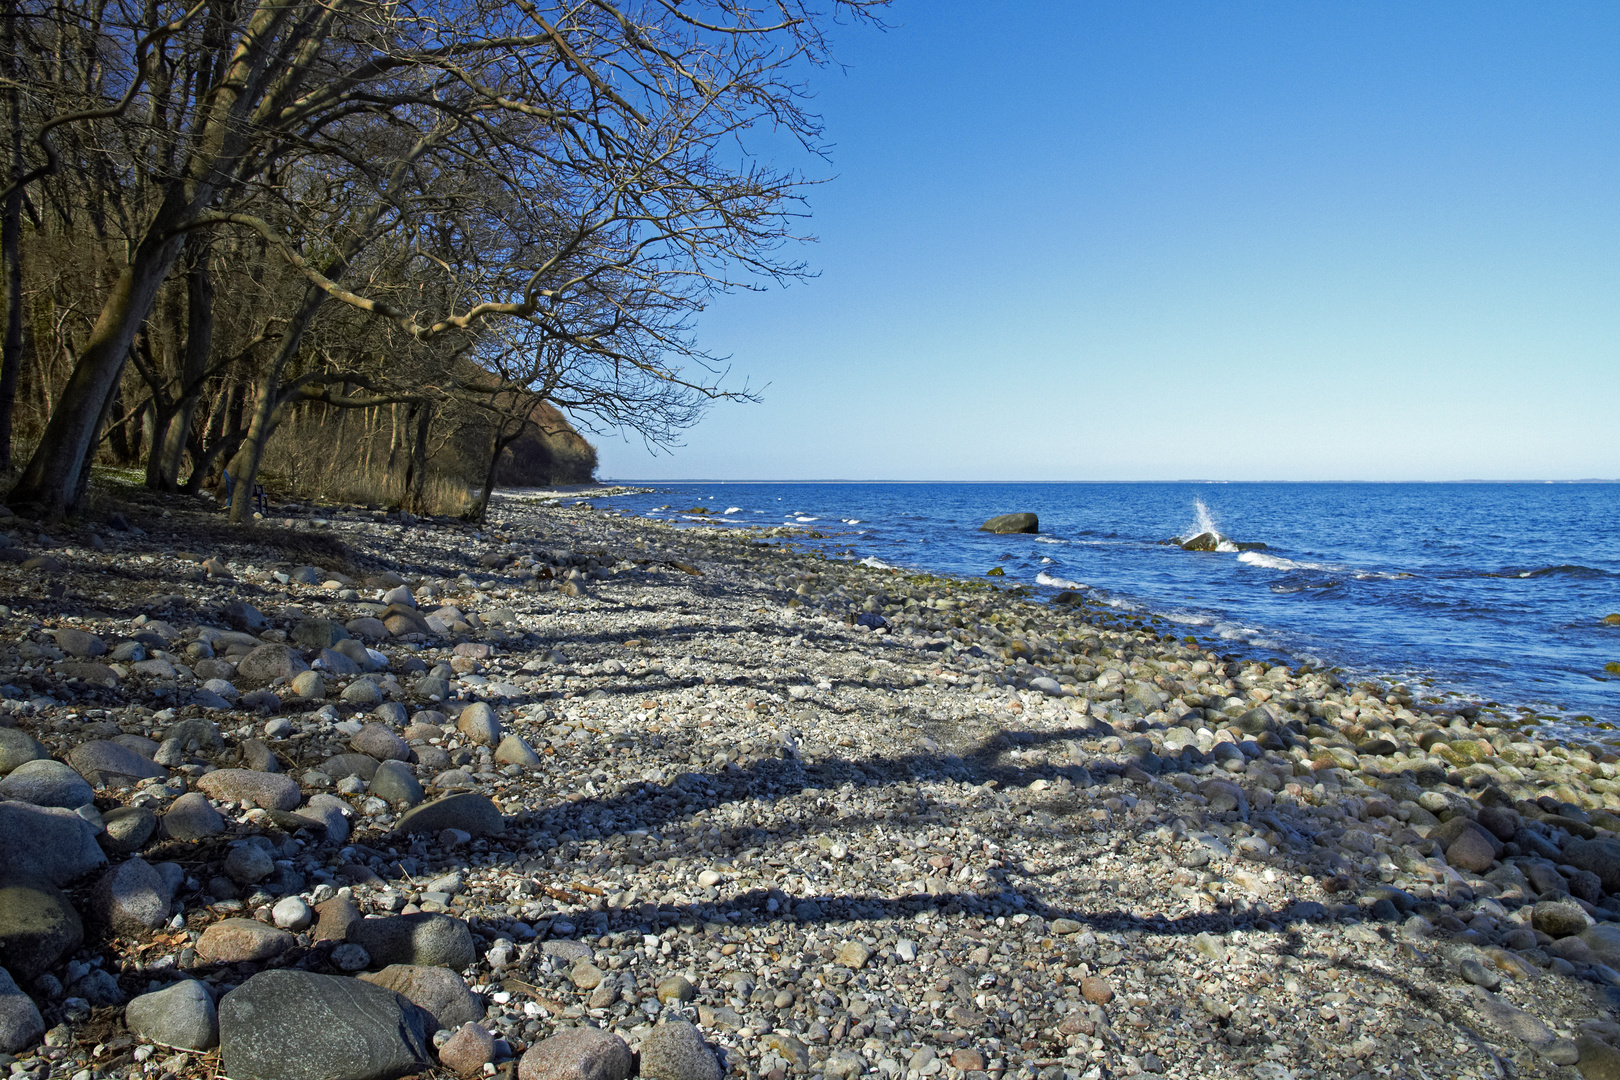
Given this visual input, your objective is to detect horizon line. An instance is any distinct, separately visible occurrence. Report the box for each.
[592,477,1620,485]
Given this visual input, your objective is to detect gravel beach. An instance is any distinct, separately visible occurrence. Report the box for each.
[3,487,1620,1080]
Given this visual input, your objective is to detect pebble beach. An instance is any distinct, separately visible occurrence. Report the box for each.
[4,488,1620,1080]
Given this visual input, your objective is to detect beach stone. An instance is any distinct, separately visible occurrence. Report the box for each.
[314,897,364,942]
[101,805,158,853]
[0,801,107,885]
[1477,805,1522,841]
[1468,985,1554,1044]
[302,794,353,843]
[273,897,314,931]
[1444,824,1500,874]
[352,724,411,762]
[291,620,350,649]
[1565,838,1620,894]
[979,513,1038,534]
[1080,976,1114,1004]
[164,718,224,752]
[0,967,44,1054]
[518,1027,633,1080]
[835,941,871,969]
[163,791,225,840]
[53,628,106,657]
[0,727,49,773]
[325,753,380,781]
[357,965,483,1030]
[439,1023,496,1076]
[317,648,363,677]
[219,969,431,1080]
[656,975,696,1004]
[348,912,475,970]
[196,769,301,811]
[824,1051,865,1080]
[1533,900,1591,939]
[345,618,390,642]
[67,740,166,783]
[393,793,503,838]
[0,758,94,807]
[225,844,276,884]
[196,918,295,963]
[569,961,606,990]
[455,703,501,747]
[369,760,423,808]
[494,734,540,767]
[124,979,219,1050]
[91,857,171,933]
[414,676,450,701]
[224,601,270,633]
[0,878,83,981]
[236,643,310,687]
[341,679,382,706]
[638,1020,720,1080]
[289,671,326,699]
[1576,1035,1620,1080]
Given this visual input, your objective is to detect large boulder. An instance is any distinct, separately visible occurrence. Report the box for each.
[91,857,171,933]
[518,1028,633,1080]
[348,913,475,970]
[393,793,503,838]
[235,644,310,688]
[0,728,50,774]
[1564,837,1620,894]
[357,965,484,1030]
[0,878,84,981]
[0,758,95,808]
[195,769,301,811]
[0,801,107,885]
[0,967,44,1054]
[219,970,431,1080]
[638,1021,721,1080]
[68,740,167,784]
[979,513,1038,535]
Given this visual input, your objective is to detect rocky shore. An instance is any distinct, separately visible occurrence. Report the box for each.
[3,487,1620,1080]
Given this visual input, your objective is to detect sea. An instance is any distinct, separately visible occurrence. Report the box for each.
[571,482,1620,738]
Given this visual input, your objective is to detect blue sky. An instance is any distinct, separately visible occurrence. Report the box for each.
[596,2,1620,481]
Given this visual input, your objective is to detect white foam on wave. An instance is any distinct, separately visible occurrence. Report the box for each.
[1034,536,1068,544]
[794,516,819,523]
[725,506,742,515]
[860,556,897,570]
[1215,540,1239,553]
[842,519,863,525]
[1237,550,1340,573]
[1163,610,1214,626]
[1036,571,1087,590]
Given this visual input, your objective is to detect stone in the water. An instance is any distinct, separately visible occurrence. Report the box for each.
[0,801,107,885]
[0,758,95,808]
[0,877,83,981]
[0,966,44,1054]
[518,1027,633,1080]
[92,857,171,933]
[124,979,219,1050]
[979,513,1038,534]
[638,1020,721,1080]
[196,769,302,811]
[348,912,475,970]
[219,969,431,1080]
[393,793,503,838]
[196,918,295,963]
[357,965,484,1030]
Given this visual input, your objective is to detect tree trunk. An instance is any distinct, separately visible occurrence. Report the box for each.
[0,0,23,473]
[401,400,434,514]
[7,213,188,515]
[468,417,522,525]
[153,255,213,489]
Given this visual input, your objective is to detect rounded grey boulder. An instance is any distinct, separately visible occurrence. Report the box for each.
[0,801,108,885]
[393,793,503,838]
[219,969,431,1080]
[979,512,1038,534]
[517,1027,632,1080]
[125,979,219,1050]
[0,758,95,808]
[348,912,475,970]
[0,877,83,981]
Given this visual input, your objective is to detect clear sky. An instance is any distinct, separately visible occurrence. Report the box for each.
[595,1,1620,482]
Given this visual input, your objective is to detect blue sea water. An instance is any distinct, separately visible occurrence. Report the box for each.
[589,482,1620,732]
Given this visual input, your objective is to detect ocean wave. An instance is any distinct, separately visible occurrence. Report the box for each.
[1513,564,1616,580]
[859,556,897,570]
[1162,610,1214,626]
[793,516,819,523]
[1034,536,1069,544]
[1237,550,1340,573]
[725,506,743,515]
[1036,571,1087,590]
[842,519,863,525]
